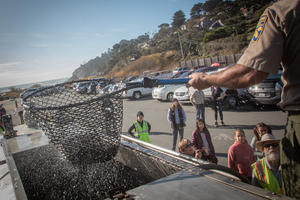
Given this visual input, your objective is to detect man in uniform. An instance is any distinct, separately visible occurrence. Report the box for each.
[187,0,300,198]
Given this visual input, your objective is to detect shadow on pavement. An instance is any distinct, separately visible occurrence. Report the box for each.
[124,96,153,102]
[207,124,285,130]
[207,104,281,112]
[215,153,228,158]
[149,132,172,136]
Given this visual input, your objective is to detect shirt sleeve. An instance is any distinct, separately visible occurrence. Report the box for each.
[237,8,284,75]
[251,170,262,188]
[147,121,151,132]
[192,130,201,149]
[182,108,187,123]
[190,92,195,103]
[250,136,257,150]
[227,146,236,170]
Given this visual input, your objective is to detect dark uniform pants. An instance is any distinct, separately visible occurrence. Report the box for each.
[280,113,300,198]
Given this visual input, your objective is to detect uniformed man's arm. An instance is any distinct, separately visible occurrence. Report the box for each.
[188,64,269,90]
[190,92,196,106]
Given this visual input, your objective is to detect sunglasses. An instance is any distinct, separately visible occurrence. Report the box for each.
[259,129,268,132]
[263,143,279,148]
[182,143,193,151]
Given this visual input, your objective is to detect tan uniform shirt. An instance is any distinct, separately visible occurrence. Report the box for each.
[237,0,300,111]
[190,89,205,105]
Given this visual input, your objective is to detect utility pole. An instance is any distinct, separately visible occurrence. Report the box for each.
[176,31,184,59]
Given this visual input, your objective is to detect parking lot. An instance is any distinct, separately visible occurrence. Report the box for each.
[122,97,287,166]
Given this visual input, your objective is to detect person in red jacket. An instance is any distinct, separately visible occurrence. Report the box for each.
[228,128,255,181]
[192,119,218,164]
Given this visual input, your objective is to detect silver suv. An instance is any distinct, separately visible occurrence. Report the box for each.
[248,74,282,105]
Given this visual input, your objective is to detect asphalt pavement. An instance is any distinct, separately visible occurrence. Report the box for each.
[122,97,287,166]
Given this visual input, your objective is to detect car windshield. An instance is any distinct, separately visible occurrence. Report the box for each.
[177,71,192,78]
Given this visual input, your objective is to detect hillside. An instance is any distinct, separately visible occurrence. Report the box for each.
[71,0,272,81]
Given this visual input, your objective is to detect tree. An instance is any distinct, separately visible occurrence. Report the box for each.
[202,0,222,14]
[190,3,203,19]
[136,34,150,43]
[172,10,186,29]
[158,23,169,29]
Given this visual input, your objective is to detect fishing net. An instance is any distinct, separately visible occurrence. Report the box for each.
[22,79,126,165]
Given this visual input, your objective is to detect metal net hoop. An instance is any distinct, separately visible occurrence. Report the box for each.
[23,79,124,165]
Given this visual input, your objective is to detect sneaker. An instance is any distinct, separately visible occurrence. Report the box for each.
[214,121,218,127]
[221,121,225,126]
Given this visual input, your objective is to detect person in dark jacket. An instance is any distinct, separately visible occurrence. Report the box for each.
[0,104,6,131]
[192,119,218,164]
[167,98,186,151]
[211,86,225,127]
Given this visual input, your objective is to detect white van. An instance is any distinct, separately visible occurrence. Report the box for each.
[152,84,183,102]
[122,79,153,100]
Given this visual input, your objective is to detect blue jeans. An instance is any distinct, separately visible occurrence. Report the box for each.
[196,104,205,122]
[172,127,184,151]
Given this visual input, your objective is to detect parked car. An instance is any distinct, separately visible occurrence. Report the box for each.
[171,70,191,78]
[99,82,124,95]
[145,70,173,79]
[173,66,221,79]
[152,84,183,102]
[248,74,282,105]
[73,82,91,94]
[173,67,190,74]
[173,86,211,104]
[122,79,152,100]
[20,88,40,99]
[173,85,249,109]
[123,87,153,100]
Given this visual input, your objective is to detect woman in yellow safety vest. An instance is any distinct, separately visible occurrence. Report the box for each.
[128,111,151,143]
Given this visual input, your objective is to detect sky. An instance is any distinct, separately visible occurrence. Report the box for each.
[0,0,201,87]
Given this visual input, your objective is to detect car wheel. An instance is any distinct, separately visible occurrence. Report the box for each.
[225,96,237,109]
[133,91,142,100]
[166,93,174,102]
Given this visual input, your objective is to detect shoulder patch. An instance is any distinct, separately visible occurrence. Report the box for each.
[252,15,268,42]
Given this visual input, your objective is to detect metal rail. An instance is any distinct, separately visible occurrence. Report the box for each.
[121,135,240,180]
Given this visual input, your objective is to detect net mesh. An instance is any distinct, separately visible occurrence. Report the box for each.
[23,80,125,165]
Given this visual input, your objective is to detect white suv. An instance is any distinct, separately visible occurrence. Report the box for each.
[173,86,212,104]
[152,84,183,102]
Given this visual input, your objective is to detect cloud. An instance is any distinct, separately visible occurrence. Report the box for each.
[0,62,22,73]
[0,61,22,69]
[28,43,49,48]
[95,33,105,37]
[29,33,49,39]
[0,62,21,67]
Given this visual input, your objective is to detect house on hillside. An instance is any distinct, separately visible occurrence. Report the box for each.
[138,42,150,50]
[209,19,224,30]
[198,17,213,29]
[190,17,223,30]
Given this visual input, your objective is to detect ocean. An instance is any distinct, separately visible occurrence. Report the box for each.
[0,77,69,93]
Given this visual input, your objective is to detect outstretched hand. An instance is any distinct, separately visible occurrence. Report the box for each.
[186,72,211,90]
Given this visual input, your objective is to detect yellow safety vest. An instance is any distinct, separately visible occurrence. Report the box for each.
[134,120,150,143]
[251,158,283,195]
